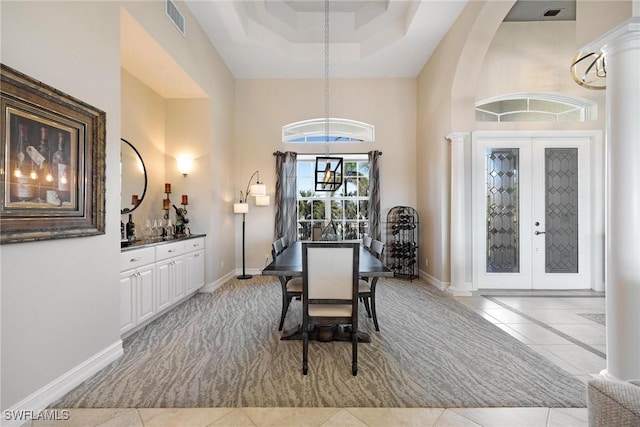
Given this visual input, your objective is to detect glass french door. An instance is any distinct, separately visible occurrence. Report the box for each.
[473,135,591,289]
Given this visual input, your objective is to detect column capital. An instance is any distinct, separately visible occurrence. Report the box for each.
[446,132,470,144]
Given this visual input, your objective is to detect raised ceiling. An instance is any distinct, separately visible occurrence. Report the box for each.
[184,0,469,79]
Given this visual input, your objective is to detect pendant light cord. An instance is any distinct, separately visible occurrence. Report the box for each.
[324,0,330,153]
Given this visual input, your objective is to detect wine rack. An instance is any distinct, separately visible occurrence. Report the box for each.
[386,206,419,280]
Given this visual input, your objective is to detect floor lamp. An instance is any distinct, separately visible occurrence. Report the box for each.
[234,171,269,280]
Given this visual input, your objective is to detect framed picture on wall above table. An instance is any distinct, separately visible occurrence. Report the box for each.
[0,64,106,244]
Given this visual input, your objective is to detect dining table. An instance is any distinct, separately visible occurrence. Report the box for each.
[262,241,394,342]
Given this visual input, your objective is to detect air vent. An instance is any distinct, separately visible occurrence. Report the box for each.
[166,0,185,36]
[543,9,562,17]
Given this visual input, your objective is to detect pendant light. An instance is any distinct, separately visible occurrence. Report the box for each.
[315,0,343,192]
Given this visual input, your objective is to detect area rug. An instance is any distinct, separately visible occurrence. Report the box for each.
[51,277,586,408]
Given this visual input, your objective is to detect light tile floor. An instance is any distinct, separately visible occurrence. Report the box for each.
[25,291,602,427]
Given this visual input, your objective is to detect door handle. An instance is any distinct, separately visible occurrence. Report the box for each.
[534,231,546,235]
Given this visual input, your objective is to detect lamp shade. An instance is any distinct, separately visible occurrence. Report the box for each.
[177,156,194,176]
[255,195,270,206]
[233,202,249,214]
[249,182,266,196]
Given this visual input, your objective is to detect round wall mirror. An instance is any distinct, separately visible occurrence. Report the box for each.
[121,138,147,215]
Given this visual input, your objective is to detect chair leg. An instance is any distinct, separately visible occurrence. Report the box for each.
[278,294,290,331]
[351,327,358,376]
[371,279,379,331]
[302,325,309,375]
[362,296,372,318]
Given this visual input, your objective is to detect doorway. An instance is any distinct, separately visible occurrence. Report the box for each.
[472,133,593,290]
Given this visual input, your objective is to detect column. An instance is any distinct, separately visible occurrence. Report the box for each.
[588,18,640,381]
[447,132,472,296]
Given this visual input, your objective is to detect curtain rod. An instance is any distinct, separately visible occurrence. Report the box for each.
[273,151,382,156]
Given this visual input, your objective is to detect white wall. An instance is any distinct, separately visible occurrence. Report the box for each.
[1,0,235,412]
[234,78,417,270]
[1,1,122,409]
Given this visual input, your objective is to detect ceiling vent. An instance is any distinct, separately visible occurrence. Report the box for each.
[543,8,563,17]
[166,0,185,36]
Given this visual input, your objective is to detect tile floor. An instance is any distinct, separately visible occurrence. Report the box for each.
[25,290,604,427]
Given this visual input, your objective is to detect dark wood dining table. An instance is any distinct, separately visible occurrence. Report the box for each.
[262,241,394,342]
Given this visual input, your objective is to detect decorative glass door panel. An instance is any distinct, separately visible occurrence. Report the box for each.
[545,148,579,274]
[486,149,520,273]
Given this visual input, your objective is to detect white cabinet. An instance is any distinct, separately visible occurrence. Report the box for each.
[185,250,205,294]
[120,236,205,337]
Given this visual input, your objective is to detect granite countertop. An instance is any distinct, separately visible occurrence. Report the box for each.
[121,233,206,252]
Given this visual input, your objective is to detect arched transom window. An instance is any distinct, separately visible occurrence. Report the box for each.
[475,93,596,122]
[282,118,375,143]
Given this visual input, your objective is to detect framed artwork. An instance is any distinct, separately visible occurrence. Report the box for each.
[1,64,106,244]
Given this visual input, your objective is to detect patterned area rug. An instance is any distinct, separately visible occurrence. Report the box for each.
[51,277,586,408]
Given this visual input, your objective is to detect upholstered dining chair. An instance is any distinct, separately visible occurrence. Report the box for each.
[362,235,373,251]
[272,238,302,331]
[279,236,288,250]
[302,242,360,376]
[359,239,385,331]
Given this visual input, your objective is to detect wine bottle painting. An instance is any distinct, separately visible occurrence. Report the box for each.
[5,111,77,208]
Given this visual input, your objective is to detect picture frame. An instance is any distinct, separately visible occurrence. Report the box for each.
[1,64,106,244]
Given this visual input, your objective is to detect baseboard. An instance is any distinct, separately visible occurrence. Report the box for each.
[2,340,123,427]
[419,269,449,291]
[199,270,235,293]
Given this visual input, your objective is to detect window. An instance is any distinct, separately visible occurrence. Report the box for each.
[475,93,596,122]
[283,118,375,143]
[297,154,369,241]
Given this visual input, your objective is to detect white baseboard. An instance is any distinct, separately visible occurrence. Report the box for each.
[2,340,123,427]
[419,269,449,291]
[199,270,235,293]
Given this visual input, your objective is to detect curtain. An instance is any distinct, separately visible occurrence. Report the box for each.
[368,150,381,240]
[274,151,298,243]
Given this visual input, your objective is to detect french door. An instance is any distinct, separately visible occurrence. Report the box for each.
[472,134,591,289]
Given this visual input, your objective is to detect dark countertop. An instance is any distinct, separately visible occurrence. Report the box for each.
[121,234,206,252]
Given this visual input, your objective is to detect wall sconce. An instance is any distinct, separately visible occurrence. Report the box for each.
[177,156,194,177]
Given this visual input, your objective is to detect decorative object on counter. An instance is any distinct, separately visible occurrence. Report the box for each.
[1,64,106,244]
[314,0,343,193]
[233,170,268,280]
[126,214,136,243]
[386,206,419,280]
[163,183,171,220]
[173,203,190,235]
[177,156,194,177]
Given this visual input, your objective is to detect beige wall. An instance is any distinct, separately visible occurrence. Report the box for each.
[235,78,417,270]
[1,0,235,410]
[576,0,633,48]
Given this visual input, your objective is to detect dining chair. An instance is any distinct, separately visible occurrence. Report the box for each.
[273,238,302,331]
[362,235,373,251]
[359,239,385,331]
[279,236,288,250]
[302,242,360,376]
[271,238,284,260]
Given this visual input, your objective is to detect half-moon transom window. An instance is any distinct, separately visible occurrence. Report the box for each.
[282,118,375,143]
[476,93,596,122]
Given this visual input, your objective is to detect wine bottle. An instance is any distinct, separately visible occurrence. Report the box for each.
[12,123,34,201]
[126,214,136,242]
[52,132,70,203]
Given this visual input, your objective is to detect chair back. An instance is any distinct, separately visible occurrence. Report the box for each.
[279,236,288,250]
[362,236,373,250]
[272,239,284,259]
[303,242,359,319]
[370,239,385,260]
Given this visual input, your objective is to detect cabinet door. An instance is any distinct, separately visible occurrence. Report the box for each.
[137,265,155,323]
[120,271,135,334]
[156,260,172,312]
[185,250,205,293]
[172,256,186,302]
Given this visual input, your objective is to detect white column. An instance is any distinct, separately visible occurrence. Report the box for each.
[447,132,472,296]
[588,18,640,381]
